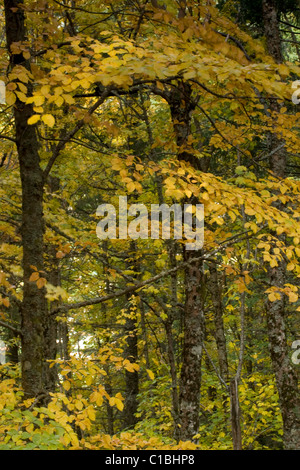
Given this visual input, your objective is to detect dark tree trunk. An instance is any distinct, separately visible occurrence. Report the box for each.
[164,317,180,440]
[4,0,50,400]
[230,378,242,450]
[3,298,20,365]
[165,82,205,442]
[262,0,283,63]
[262,0,300,450]
[179,252,205,441]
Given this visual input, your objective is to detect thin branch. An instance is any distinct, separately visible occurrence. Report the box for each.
[0,320,22,336]
[42,90,111,182]
[203,344,229,392]
[281,39,300,45]
[279,19,300,31]
[0,134,16,143]
[53,228,257,314]
[213,29,252,61]
[52,0,120,15]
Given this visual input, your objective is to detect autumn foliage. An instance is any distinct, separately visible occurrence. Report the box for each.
[0,0,299,450]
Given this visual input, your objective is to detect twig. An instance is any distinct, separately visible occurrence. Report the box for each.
[0,320,22,336]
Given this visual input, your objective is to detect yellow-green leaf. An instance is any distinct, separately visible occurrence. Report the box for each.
[115,398,124,411]
[146,369,155,380]
[28,114,41,125]
[63,380,71,391]
[41,114,55,127]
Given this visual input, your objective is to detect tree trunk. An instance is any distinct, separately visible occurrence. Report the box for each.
[123,309,139,429]
[164,317,180,440]
[262,0,283,63]
[122,241,139,429]
[4,0,50,400]
[230,378,242,450]
[262,0,300,450]
[208,263,229,383]
[165,82,205,442]
[179,252,205,441]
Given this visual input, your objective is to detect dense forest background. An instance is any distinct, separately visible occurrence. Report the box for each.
[0,0,299,450]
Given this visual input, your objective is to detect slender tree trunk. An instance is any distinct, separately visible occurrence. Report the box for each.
[179,252,205,441]
[123,309,139,429]
[230,378,242,450]
[3,298,20,365]
[100,245,115,435]
[45,177,63,392]
[166,241,181,440]
[122,241,139,429]
[105,374,114,436]
[208,263,229,383]
[262,0,300,450]
[4,0,50,400]
[164,317,180,440]
[165,82,205,442]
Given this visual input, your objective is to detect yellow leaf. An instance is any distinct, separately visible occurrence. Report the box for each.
[6,82,17,91]
[127,181,136,193]
[109,397,115,407]
[55,95,64,107]
[37,277,47,289]
[276,226,284,235]
[63,94,75,104]
[288,292,298,303]
[268,291,281,302]
[115,398,124,411]
[269,258,278,268]
[60,434,71,446]
[2,297,10,307]
[26,423,34,433]
[63,380,71,391]
[146,369,155,380]
[102,434,112,448]
[34,95,45,106]
[75,399,83,411]
[28,114,41,125]
[87,407,96,421]
[96,393,103,407]
[6,91,16,106]
[245,207,256,216]
[15,91,27,102]
[295,247,300,258]
[29,272,39,282]
[40,85,50,96]
[287,263,295,271]
[41,114,55,127]
[86,375,93,386]
[33,106,44,113]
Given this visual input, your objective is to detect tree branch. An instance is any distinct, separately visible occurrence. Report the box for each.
[42,90,111,182]
[52,228,257,314]
[0,320,22,336]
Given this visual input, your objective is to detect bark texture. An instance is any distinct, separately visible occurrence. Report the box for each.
[165,82,205,441]
[5,0,50,399]
[262,0,300,450]
[179,254,205,441]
